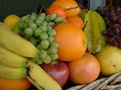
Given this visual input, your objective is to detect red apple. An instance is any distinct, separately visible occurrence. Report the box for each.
[41,61,69,87]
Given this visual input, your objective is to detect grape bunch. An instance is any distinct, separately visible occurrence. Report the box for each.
[96,5,121,48]
[12,13,66,64]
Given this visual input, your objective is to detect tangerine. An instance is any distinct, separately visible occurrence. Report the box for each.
[68,53,100,84]
[67,15,84,28]
[51,0,81,17]
[54,23,86,61]
[47,5,66,19]
[0,77,31,90]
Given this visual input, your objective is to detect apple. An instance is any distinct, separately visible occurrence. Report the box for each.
[40,61,69,87]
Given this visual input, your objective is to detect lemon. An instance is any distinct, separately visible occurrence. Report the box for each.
[4,15,20,29]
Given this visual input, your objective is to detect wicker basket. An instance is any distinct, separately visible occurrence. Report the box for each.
[66,72,121,90]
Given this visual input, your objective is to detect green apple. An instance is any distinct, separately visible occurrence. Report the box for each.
[95,45,121,76]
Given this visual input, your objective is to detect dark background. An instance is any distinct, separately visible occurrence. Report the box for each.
[0,0,91,21]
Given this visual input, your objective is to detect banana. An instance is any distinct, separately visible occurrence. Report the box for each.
[0,45,27,68]
[27,60,62,90]
[0,64,26,80]
[0,23,40,59]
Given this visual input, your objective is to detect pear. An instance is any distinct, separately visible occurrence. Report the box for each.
[96,45,121,76]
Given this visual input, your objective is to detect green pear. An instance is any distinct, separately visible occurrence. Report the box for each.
[96,45,121,76]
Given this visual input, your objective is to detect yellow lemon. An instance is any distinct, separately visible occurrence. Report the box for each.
[4,15,20,29]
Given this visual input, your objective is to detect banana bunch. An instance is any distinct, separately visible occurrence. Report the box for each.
[0,23,62,90]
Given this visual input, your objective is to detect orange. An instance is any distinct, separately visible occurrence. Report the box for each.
[54,23,86,61]
[67,15,84,28]
[0,77,31,90]
[47,5,66,19]
[68,53,100,84]
[51,0,81,17]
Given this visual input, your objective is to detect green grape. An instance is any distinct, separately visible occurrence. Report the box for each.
[40,13,46,19]
[48,22,55,27]
[29,36,37,46]
[38,15,45,21]
[48,29,56,36]
[62,19,67,23]
[48,36,54,43]
[24,27,33,37]
[42,21,48,26]
[21,16,28,21]
[37,59,43,65]
[35,19,43,26]
[47,26,52,30]
[23,23,29,28]
[40,32,48,40]
[54,17,64,23]
[45,14,51,21]
[50,13,56,20]
[48,46,57,54]
[40,39,49,49]
[40,25,47,32]
[43,55,51,64]
[34,28,42,37]
[30,23,37,29]
[51,41,59,48]
[40,50,47,59]
[30,13,37,21]
[17,20,25,29]
[50,53,58,61]
[37,44,43,51]
[25,15,31,23]
[34,54,41,62]
[29,20,34,25]
[12,25,20,34]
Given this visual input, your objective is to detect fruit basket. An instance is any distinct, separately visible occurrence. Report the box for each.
[0,0,121,90]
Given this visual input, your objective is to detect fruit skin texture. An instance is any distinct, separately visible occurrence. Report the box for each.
[67,15,84,28]
[51,0,81,17]
[0,23,40,58]
[54,23,86,61]
[4,15,20,29]
[47,5,66,19]
[0,45,27,68]
[27,60,62,90]
[0,77,31,90]
[96,45,121,76]
[0,64,26,80]
[41,61,69,87]
[68,53,100,84]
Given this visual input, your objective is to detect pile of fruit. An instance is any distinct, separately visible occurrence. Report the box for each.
[0,0,121,90]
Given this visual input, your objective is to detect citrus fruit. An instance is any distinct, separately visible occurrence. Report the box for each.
[67,15,84,28]
[68,53,100,84]
[51,0,81,17]
[4,15,20,29]
[47,5,66,19]
[54,23,86,61]
[0,77,31,90]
